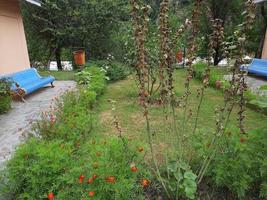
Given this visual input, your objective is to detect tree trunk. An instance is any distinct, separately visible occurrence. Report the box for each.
[213,46,221,66]
[55,47,62,70]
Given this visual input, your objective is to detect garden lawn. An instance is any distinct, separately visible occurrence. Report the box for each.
[95,69,267,159]
[39,70,76,80]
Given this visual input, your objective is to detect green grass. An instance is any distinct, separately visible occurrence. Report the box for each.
[95,69,267,158]
[259,84,267,90]
[39,70,76,81]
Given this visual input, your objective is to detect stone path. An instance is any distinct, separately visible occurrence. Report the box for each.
[0,81,76,167]
[224,74,267,95]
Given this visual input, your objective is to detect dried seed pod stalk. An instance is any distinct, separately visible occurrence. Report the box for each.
[130,0,150,111]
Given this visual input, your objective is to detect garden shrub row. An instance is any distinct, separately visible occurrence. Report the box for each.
[0,78,12,114]
[0,66,151,200]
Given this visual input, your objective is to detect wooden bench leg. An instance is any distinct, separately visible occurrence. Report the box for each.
[51,82,55,88]
[21,96,27,103]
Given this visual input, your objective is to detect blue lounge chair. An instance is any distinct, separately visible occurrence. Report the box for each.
[3,68,55,102]
[241,59,267,77]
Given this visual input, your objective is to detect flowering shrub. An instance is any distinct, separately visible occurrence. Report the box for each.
[34,66,106,142]
[0,137,151,200]
[33,91,95,142]
[0,139,73,200]
[55,137,151,199]
[0,78,12,114]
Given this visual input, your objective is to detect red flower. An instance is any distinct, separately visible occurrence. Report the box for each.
[79,174,85,183]
[105,176,116,184]
[131,166,138,173]
[88,191,95,198]
[92,174,97,180]
[87,177,94,184]
[47,192,54,200]
[141,179,150,187]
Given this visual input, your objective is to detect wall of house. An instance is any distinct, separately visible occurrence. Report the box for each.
[0,0,30,75]
[262,29,267,60]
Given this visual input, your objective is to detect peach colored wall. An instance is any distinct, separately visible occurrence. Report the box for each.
[0,0,30,75]
[262,29,267,59]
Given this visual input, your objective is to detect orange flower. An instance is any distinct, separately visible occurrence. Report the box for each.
[87,177,94,184]
[141,179,150,187]
[105,176,116,184]
[92,174,97,180]
[88,191,95,198]
[131,166,138,173]
[138,147,144,152]
[47,192,54,200]
[79,174,85,183]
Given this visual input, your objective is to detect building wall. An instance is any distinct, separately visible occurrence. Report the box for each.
[262,29,267,59]
[0,0,30,75]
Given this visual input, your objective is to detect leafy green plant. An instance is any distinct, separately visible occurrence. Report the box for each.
[33,90,96,142]
[0,78,12,114]
[0,137,151,200]
[166,161,197,199]
[0,138,73,200]
[210,129,267,199]
[76,66,107,95]
[86,60,131,82]
[75,69,92,85]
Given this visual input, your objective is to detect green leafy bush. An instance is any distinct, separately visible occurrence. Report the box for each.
[193,61,229,90]
[0,78,12,114]
[33,91,95,142]
[34,66,106,142]
[192,61,207,80]
[0,138,73,200]
[76,66,107,95]
[210,129,267,199]
[1,137,150,200]
[86,60,130,82]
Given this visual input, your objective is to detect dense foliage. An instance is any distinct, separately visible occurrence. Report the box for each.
[21,0,130,68]
[86,60,131,82]
[0,78,12,114]
[0,67,151,200]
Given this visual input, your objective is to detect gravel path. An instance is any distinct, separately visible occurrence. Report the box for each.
[0,81,76,167]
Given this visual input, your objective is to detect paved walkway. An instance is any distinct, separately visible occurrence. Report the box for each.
[0,81,76,166]
[224,74,267,96]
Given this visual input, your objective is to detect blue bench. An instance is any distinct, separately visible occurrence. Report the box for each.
[241,59,267,77]
[3,68,55,102]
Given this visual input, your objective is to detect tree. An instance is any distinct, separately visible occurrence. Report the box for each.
[21,0,129,69]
